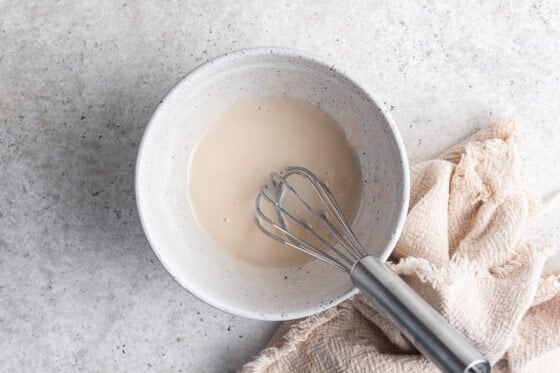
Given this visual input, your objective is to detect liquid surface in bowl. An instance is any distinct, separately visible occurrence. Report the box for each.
[188,97,362,266]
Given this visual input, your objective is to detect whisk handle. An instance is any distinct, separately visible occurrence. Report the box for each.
[350,256,490,373]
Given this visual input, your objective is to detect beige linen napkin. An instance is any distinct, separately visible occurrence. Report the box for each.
[243,120,560,372]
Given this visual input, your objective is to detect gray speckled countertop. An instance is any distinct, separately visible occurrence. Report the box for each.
[1,1,559,372]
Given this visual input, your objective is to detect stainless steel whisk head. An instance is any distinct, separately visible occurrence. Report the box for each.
[255,166,365,273]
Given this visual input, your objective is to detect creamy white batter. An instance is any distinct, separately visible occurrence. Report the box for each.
[188,97,362,267]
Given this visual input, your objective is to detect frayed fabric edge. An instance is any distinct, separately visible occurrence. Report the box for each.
[241,303,353,372]
[439,118,519,164]
[390,243,555,291]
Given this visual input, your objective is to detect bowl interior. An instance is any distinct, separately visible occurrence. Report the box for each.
[136,49,408,320]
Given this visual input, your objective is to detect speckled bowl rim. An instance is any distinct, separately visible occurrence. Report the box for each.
[135,47,410,321]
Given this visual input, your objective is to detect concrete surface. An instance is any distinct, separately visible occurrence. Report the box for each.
[1,0,559,372]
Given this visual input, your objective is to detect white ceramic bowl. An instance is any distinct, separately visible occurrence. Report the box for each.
[136,48,409,320]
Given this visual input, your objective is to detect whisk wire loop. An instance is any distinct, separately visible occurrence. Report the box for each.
[256,190,352,270]
[255,166,367,273]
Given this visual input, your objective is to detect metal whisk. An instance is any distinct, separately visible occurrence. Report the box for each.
[255,167,490,373]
